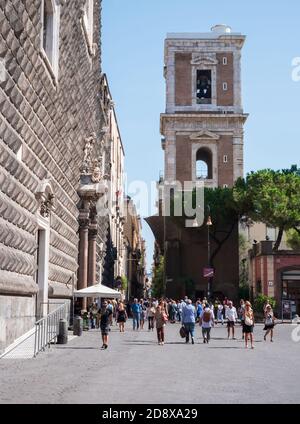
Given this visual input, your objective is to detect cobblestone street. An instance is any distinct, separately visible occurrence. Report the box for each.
[0,322,299,404]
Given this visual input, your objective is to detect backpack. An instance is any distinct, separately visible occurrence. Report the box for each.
[202,310,211,323]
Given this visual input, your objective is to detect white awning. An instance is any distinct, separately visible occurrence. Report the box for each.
[282,270,300,281]
[74,284,122,298]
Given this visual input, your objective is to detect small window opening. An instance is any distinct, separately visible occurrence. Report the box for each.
[196,70,212,104]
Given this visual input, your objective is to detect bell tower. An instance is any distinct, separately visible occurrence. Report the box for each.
[161,25,248,188]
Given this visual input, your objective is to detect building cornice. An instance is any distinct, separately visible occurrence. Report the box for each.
[160,113,249,134]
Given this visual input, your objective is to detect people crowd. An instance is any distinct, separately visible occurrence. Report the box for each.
[80,296,277,350]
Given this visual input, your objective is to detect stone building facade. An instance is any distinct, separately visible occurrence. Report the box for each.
[123,196,146,300]
[0,0,108,352]
[249,241,300,317]
[98,74,126,289]
[147,26,248,301]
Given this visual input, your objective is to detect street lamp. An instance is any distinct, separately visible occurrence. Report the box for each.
[206,208,213,299]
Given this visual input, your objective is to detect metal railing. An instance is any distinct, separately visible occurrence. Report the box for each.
[34,303,69,358]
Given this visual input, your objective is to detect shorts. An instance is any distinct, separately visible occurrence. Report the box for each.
[243,324,254,333]
[227,321,235,328]
[263,324,274,331]
[100,325,109,335]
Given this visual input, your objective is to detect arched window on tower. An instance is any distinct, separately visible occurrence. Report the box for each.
[196,148,213,180]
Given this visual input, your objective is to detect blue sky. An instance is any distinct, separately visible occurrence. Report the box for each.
[102,0,300,272]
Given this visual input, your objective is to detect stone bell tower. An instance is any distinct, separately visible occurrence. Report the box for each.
[161,25,248,188]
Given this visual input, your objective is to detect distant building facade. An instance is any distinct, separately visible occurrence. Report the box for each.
[123,196,146,300]
[99,75,126,289]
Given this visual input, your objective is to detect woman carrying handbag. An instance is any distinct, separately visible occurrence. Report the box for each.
[264,304,276,342]
[243,301,255,349]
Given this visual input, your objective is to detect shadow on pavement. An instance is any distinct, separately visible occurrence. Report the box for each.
[55,347,100,350]
[207,346,244,349]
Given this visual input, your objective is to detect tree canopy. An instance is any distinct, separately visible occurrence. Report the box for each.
[234,166,300,250]
[171,187,245,267]
[151,256,164,298]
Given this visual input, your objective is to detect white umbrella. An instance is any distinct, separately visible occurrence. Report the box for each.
[74,284,121,299]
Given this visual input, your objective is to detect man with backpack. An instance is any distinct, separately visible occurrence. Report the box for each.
[199,303,215,344]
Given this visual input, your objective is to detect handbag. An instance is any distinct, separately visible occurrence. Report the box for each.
[265,314,273,326]
[245,315,253,326]
[162,312,168,324]
[179,326,186,338]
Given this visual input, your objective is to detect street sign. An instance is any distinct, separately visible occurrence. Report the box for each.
[203,268,214,278]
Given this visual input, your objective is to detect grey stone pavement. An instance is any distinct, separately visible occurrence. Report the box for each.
[0,321,299,404]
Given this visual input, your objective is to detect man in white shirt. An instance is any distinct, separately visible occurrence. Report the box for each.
[225,301,238,339]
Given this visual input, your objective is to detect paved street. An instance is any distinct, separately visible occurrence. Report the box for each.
[0,321,299,404]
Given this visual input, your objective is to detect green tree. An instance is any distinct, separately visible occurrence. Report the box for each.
[121,276,128,292]
[170,187,246,299]
[234,167,300,251]
[253,294,276,313]
[286,228,300,250]
[152,256,164,298]
[203,188,247,267]
[239,234,250,300]
[172,187,245,268]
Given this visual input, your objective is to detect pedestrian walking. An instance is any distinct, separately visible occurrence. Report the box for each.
[146,303,156,331]
[225,300,238,339]
[199,304,215,343]
[107,300,113,330]
[217,302,224,325]
[168,300,177,323]
[152,298,159,308]
[90,303,98,329]
[99,300,113,349]
[140,300,146,330]
[159,299,169,317]
[264,304,276,342]
[131,298,141,331]
[154,305,168,345]
[176,300,183,322]
[182,299,196,344]
[239,299,246,339]
[243,301,255,349]
[126,301,132,319]
[223,297,229,321]
[116,302,128,333]
[196,300,203,323]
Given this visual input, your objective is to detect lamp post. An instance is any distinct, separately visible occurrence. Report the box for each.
[206,207,213,299]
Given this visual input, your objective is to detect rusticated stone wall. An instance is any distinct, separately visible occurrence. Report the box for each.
[0,0,105,351]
